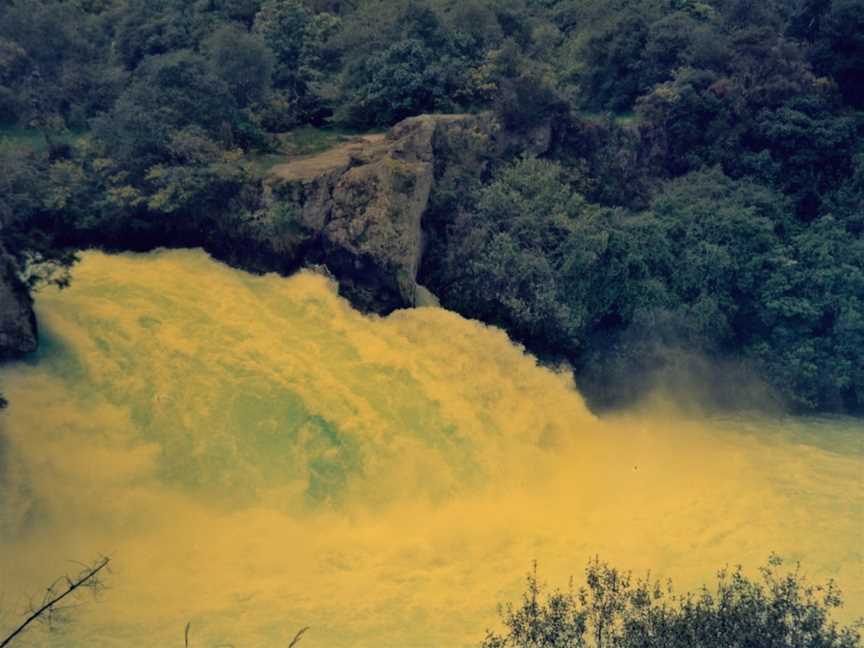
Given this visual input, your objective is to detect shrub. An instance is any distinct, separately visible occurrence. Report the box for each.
[482,556,862,648]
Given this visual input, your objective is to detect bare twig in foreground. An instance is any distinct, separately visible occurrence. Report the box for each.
[0,556,110,648]
[288,626,310,647]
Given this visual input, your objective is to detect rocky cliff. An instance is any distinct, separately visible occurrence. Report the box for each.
[0,250,37,359]
[260,113,497,313]
[0,113,503,358]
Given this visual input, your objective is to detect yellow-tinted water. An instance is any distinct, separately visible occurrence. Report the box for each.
[0,249,861,647]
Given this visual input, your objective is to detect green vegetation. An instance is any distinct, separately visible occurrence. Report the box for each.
[0,127,84,154]
[425,157,863,411]
[0,0,861,411]
[483,556,862,648]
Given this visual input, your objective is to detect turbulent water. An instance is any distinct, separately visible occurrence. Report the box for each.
[0,249,861,647]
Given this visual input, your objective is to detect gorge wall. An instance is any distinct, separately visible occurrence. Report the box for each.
[209,113,504,313]
[0,248,37,359]
[0,112,545,358]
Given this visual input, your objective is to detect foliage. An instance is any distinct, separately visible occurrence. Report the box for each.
[337,38,447,128]
[253,0,335,126]
[808,0,864,108]
[429,158,863,411]
[482,556,862,648]
[202,25,273,108]
[145,128,252,216]
[755,216,864,410]
[92,50,240,176]
[491,40,566,133]
[1,0,863,413]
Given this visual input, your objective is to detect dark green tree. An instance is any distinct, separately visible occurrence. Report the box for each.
[810,0,864,108]
[202,25,274,108]
[92,50,239,176]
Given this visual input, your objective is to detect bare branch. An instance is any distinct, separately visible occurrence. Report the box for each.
[288,626,310,648]
[0,556,110,648]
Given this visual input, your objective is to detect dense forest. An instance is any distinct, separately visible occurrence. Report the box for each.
[0,0,862,412]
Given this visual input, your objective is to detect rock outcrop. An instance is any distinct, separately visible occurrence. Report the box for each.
[0,251,37,359]
[265,114,496,313]
[0,113,502,357]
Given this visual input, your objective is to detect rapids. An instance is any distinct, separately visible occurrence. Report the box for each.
[0,249,861,647]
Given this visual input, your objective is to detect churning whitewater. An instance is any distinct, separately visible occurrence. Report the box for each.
[0,249,861,647]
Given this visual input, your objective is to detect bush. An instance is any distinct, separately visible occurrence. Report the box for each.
[482,556,862,648]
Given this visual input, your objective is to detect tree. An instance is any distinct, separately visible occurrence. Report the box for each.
[0,141,78,288]
[810,0,864,108]
[436,156,590,351]
[0,40,28,125]
[483,563,587,648]
[254,0,316,94]
[579,10,651,111]
[339,38,446,127]
[482,556,862,648]
[199,0,265,28]
[0,0,122,128]
[145,126,252,217]
[203,25,274,108]
[92,50,239,176]
[113,0,195,70]
[825,151,864,236]
[253,0,336,126]
[755,216,864,410]
[745,94,858,218]
[787,0,832,43]
[491,40,565,134]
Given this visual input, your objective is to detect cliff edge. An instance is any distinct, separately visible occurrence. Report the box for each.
[0,113,502,358]
[0,250,37,359]
[262,114,497,313]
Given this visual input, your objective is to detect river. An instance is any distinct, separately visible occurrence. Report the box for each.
[0,249,861,647]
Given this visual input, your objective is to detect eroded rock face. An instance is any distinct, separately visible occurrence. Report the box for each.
[268,114,496,313]
[0,114,502,360]
[0,252,37,359]
[321,118,436,311]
